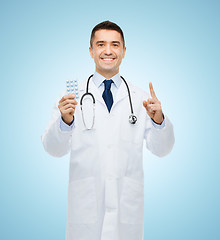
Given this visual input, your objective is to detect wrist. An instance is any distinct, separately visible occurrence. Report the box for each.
[151,113,164,125]
[62,116,74,126]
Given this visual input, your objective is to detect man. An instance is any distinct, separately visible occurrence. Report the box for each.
[42,20,175,240]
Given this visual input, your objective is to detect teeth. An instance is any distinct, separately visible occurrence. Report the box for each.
[103,58,114,60]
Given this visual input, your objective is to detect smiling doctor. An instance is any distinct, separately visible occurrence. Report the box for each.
[42,20,175,240]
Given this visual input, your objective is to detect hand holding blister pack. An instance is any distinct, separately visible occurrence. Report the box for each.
[66,79,79,100]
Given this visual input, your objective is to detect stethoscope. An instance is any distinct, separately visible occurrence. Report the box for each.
[80,74,137,130]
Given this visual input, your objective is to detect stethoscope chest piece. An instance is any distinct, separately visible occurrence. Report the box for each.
[129,114,137,124]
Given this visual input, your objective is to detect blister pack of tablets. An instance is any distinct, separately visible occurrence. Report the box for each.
[66,79,79,99]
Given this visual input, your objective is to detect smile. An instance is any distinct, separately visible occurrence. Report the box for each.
[101,58,115,62]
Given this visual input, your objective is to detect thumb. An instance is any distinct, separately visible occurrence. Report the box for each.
[143,100,148,109]
[143,100,152,114]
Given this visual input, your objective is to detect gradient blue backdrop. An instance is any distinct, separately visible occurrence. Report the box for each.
[1,0,219,239]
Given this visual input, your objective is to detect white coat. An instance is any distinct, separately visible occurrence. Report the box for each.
[41,77,175,240]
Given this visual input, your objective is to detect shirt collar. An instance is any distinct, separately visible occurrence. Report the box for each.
[92,71,122,89]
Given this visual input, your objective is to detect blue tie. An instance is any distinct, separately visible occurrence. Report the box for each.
[102,79,113,112]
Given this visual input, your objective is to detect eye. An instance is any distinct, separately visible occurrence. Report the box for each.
[98,43,104,47]
[113,44,119,47]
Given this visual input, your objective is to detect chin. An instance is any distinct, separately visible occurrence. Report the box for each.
[100,66,115,71]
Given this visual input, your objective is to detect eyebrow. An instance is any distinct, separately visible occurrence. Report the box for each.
[96,41,121,45]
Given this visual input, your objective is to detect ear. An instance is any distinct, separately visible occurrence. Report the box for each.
[122,46,126,58]
[89,46,94,58]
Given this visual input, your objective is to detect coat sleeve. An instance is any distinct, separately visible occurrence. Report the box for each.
[144,114,175,157]
[141,90,175,157]
[41,97,73,158]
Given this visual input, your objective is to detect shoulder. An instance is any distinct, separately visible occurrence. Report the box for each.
[78,77,90,91]
[124,79,150,100]
[78,78,87,87]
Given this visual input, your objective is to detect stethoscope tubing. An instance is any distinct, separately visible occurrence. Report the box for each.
[80,74,137,128]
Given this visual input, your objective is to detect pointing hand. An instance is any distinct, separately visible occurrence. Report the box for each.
[143,82,164,124]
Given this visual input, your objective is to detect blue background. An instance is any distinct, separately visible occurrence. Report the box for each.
[1,0,219,239]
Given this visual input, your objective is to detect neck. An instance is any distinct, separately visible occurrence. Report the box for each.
[96,69,119,79]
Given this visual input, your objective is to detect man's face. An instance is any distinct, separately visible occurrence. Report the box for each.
[89,29,126,78]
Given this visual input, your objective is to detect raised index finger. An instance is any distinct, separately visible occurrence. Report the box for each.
[149,82,157,99]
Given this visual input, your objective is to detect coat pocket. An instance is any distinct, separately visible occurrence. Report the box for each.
[67,177,97,224]
[120,176,144,224]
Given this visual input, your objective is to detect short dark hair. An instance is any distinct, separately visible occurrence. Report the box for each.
[90,20,125,48]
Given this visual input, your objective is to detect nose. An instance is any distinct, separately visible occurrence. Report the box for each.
[104,44,112,55]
